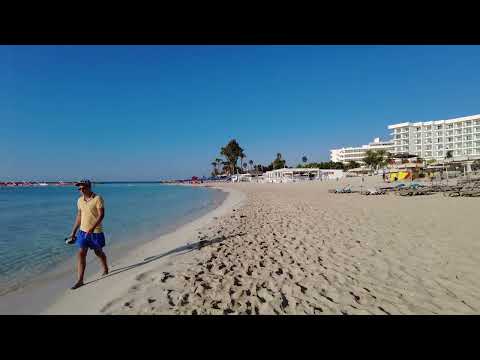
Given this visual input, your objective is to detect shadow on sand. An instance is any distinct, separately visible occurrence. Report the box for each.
[82,232,246,287]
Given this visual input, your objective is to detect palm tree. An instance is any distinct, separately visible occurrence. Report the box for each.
[239,154,246,174]
[215,158,223,174]
[363,149,379,171]
[220,139,245,175]
[222,161,230,175]
[302,156,308,167]
[249,159,254,171]
[211,161,218,176]
[243,162,248,172]
[362,150,386,171]
[272,153,286,170]
[376,150,390,169]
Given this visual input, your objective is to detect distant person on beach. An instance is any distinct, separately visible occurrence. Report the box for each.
[67,179,109,290]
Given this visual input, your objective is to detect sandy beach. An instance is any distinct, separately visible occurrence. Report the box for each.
[32,186,244,315]
[34,177,480,315]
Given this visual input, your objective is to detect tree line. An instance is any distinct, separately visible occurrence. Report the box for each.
[210,139,368,177]
[210,139,290,176]
[211,139,461,176]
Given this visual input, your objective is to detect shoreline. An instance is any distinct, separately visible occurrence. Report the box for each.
[0,185,243,315]
[0,186,227,297]
[41,185,245,315]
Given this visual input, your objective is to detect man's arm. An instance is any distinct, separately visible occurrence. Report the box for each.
[69,210,81,238]
[86,207,105,234]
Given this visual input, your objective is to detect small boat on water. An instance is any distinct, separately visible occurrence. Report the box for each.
[4,182,32,187]
[55,181,71,186]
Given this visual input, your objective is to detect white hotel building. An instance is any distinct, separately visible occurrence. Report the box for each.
[330,137,394,164]
[388,114,480,161]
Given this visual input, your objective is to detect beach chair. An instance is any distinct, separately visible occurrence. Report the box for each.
[362,188,386,195]
[337,185,352,193]
[398,188,414,196]
[328,185,352,194]
[408,182,426,190]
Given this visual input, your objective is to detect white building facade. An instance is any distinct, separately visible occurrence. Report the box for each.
[388,114,480,161]
[330,138,394,164]
[263,168,344,183]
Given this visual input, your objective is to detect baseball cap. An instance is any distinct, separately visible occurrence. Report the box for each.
[74,179,92,187]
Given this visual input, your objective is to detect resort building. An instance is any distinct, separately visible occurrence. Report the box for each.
[388,114,480,161]
[330,138,394,164]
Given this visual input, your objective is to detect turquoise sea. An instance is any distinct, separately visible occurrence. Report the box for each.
[0,184,224,294]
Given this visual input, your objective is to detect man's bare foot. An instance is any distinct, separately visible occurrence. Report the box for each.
[102,270,109,276]
[71,281,84,290]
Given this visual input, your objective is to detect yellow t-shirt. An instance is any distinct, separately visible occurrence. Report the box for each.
[77,194,104,233]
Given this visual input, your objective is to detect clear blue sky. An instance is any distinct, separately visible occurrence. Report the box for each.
[2,45,480,181]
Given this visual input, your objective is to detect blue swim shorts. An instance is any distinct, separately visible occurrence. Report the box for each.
[76,230,106,250]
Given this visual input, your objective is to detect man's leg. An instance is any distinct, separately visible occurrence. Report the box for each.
[94,249,109,275]
[72,247,88,289]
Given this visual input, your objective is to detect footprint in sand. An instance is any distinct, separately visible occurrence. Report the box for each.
[349,291,361,304]
[378,306,391,315]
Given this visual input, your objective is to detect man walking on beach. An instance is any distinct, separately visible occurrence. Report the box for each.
[67,179,109,290]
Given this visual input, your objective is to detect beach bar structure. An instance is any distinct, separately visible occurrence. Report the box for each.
[319,169,345,180]
[346,167,371,176]
[263,168,344,183]
[231,170,263,183]
[385,162,425,182]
